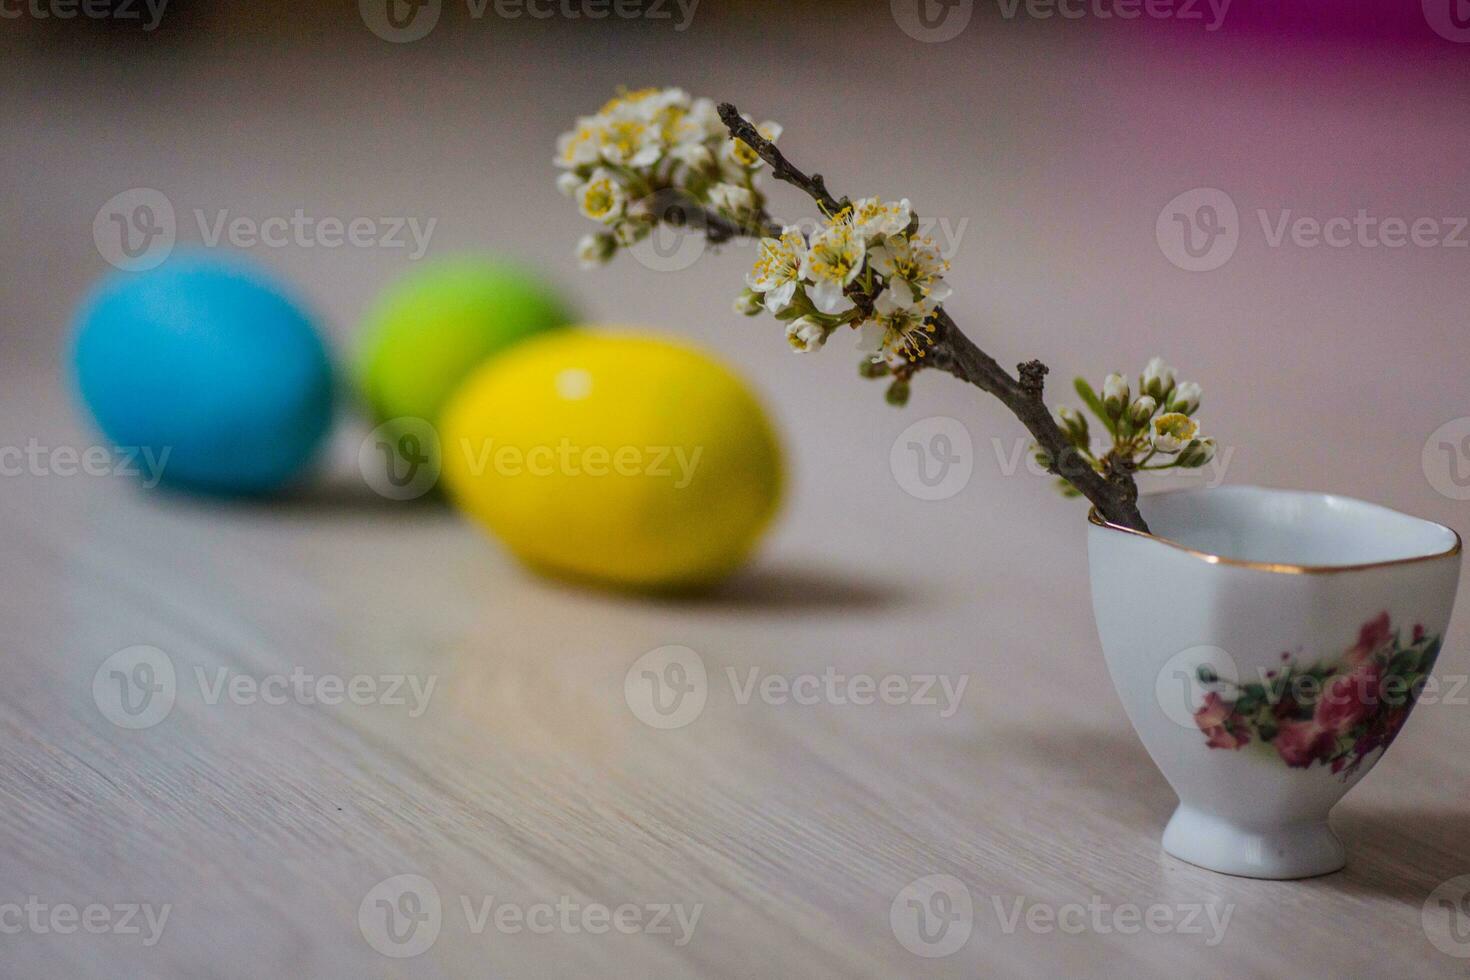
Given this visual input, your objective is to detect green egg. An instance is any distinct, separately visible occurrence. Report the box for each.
[355,258,576,425]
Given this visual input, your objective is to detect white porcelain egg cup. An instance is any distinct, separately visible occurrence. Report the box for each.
[1089,486,1461,879]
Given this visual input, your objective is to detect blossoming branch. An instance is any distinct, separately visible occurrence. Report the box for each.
[555,87,1220,532]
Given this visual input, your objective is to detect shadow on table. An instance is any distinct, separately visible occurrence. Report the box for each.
[671,563,912,614]
[140,475,453,518]
[997,726,1178,813]
[1331,808,1470,905]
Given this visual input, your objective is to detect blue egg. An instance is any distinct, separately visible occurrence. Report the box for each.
[71,252,335,495]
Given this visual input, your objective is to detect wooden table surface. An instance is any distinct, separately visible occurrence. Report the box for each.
[4,12,1470,978]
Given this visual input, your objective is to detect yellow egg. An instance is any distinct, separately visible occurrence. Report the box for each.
[439,330,783,591]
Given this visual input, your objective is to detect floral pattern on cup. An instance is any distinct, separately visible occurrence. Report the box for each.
[1192,613,1441,779]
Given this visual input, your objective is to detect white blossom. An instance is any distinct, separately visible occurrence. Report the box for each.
[707,182,754,215]
[786,316,829,353]
[867,234,951,307]
[799,220,865,315]
[848,197,912,242]
[855,292,937,363]
[576,169,627,224]
[1151,412,1199,453]
[745,227,808,314]
[554,116,602,168]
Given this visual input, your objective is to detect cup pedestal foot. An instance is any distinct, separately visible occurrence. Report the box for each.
[1161,806,1345,880]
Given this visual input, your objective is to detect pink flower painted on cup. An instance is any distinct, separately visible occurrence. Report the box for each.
[1193,614,1439,779]
[1314,662,1381,736]
[1273,719,1333,768]
[1193,692,1249,750]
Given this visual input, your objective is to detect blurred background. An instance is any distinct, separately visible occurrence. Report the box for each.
[4,0,1469,560]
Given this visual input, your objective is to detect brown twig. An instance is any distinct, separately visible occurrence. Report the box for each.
[717,102,1148,531]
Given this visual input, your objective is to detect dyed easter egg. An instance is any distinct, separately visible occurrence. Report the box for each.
[439,331,783,591]
[354,258,574,425]
[71,252,335,494]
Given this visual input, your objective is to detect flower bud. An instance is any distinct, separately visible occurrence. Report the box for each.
[858,357,891,378]
[885,378,911,407]
[786,316,829,353]
[575,232,616,268]
[1128,395,1158,426]
[1140,356,1176,400]
[1056,406,1089,449]
[732,288,764,317]
[1102,373,1130,417]
[556,172,584,197]
[707,182,754,215]
[1176,437,1217,468]
[612,219,649,247]
[1166,380,1201,415]
[670,142,714,171]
